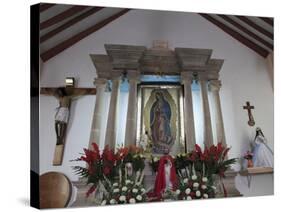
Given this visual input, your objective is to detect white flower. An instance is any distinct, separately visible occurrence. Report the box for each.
[201,185,207,190]
[203,194,209,198]
[193,182,199,188]
[211,186,216,190]
[191,175,197,180]
[101,200,107,205]
[186,196,192,200]
[176,189,181,195]
[183,178,188,183]
[109,199,116,204]
[113,188,120,193]
[185,188,191,194]
[129,198,136,204]
[153,157,159,162]
[141,188,146,193]
[136,195,142,201]
[196,190,201,197]
[132,188,138,193]
[202,177,208,183]
[125,180,131,185]
[113,182,118,187]
[122,186,128,192]
[119,195,126,202]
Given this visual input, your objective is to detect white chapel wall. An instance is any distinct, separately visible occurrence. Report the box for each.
[39,9,273,196]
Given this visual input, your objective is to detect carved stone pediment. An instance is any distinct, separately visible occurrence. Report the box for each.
[89,54,112,79]
[140,49,180,74]
[90,43,224,79]
[175,47,213,68]
[104,44,146,70]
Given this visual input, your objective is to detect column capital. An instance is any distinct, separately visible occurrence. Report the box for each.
[209,79,222,92]
[181,71,194,84]
[110,70,123,80]
[94,77,108,86]
[197,72,209,81]
[127,70,140,83]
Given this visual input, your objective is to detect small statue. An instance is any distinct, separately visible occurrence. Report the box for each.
[252,127,274,167]
[125,162,133,177]
[139,130,152,152]
[154,155,177,196]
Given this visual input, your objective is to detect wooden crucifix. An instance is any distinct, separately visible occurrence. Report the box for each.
[243,101,255,126]
[40,78,96,166]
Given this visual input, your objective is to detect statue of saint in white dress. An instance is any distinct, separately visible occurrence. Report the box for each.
[139,132,148,151]
[252,127,274,168]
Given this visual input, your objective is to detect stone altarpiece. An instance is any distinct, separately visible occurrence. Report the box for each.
[89,43,226,152]
[76,42,241,205]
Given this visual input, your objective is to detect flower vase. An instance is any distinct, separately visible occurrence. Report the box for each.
[247,159,253,168]
[211,174,224,198]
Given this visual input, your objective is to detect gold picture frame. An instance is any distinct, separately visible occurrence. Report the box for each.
[136,84,185,155]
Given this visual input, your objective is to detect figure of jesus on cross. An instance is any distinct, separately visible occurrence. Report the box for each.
[243,101,255,126]
[41,78,96,165]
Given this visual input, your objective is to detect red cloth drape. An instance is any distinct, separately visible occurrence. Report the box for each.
[153,155,178,197]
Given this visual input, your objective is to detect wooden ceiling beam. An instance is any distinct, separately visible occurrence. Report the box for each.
[40,7,104,43]
[40,3,56,13]
[236,16,273,39]
[218,15,273,50]
[40,5,89,30]
[259,17,274,27]
[41,9,130,62]
[200,14,269,58]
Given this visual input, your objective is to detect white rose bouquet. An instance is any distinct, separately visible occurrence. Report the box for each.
[101,179,147,205]
[175,175,215,200]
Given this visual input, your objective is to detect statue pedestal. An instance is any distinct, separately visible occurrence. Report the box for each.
[218,169,242,198]
[71,179,95,207]
[143,159,156,192]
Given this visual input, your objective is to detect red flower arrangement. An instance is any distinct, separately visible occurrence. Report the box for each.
[73,143,116,197]
[73,143,146,199]
[243,151,253,160]
[178,143,236,198]
[74,142,236,202]
[185,143,236,178]
[243,150,254,168]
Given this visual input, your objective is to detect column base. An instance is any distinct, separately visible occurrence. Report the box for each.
[218,169,243,198]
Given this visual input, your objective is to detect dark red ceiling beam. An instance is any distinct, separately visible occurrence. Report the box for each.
[40,7,104,43]
[40,3,56,13]
[218,15,273,50]
[200,14,269,58]
[236,16,273,39]
[259,17,274,27]
[40,5,89,30]
[41,9,130,62]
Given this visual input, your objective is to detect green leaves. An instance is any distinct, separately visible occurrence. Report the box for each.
[72,166,89,178]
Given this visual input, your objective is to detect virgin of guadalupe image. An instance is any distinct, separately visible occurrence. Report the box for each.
[150,91,174,154]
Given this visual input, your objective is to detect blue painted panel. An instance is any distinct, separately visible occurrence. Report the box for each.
[108,75,200,92]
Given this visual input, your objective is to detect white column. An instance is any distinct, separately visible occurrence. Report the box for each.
[104,74,122,149]
[181,72,196,152]
[209,80,226,147]
[88,78,107,149]
[125,71,140,147]
[198,74,213,148]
